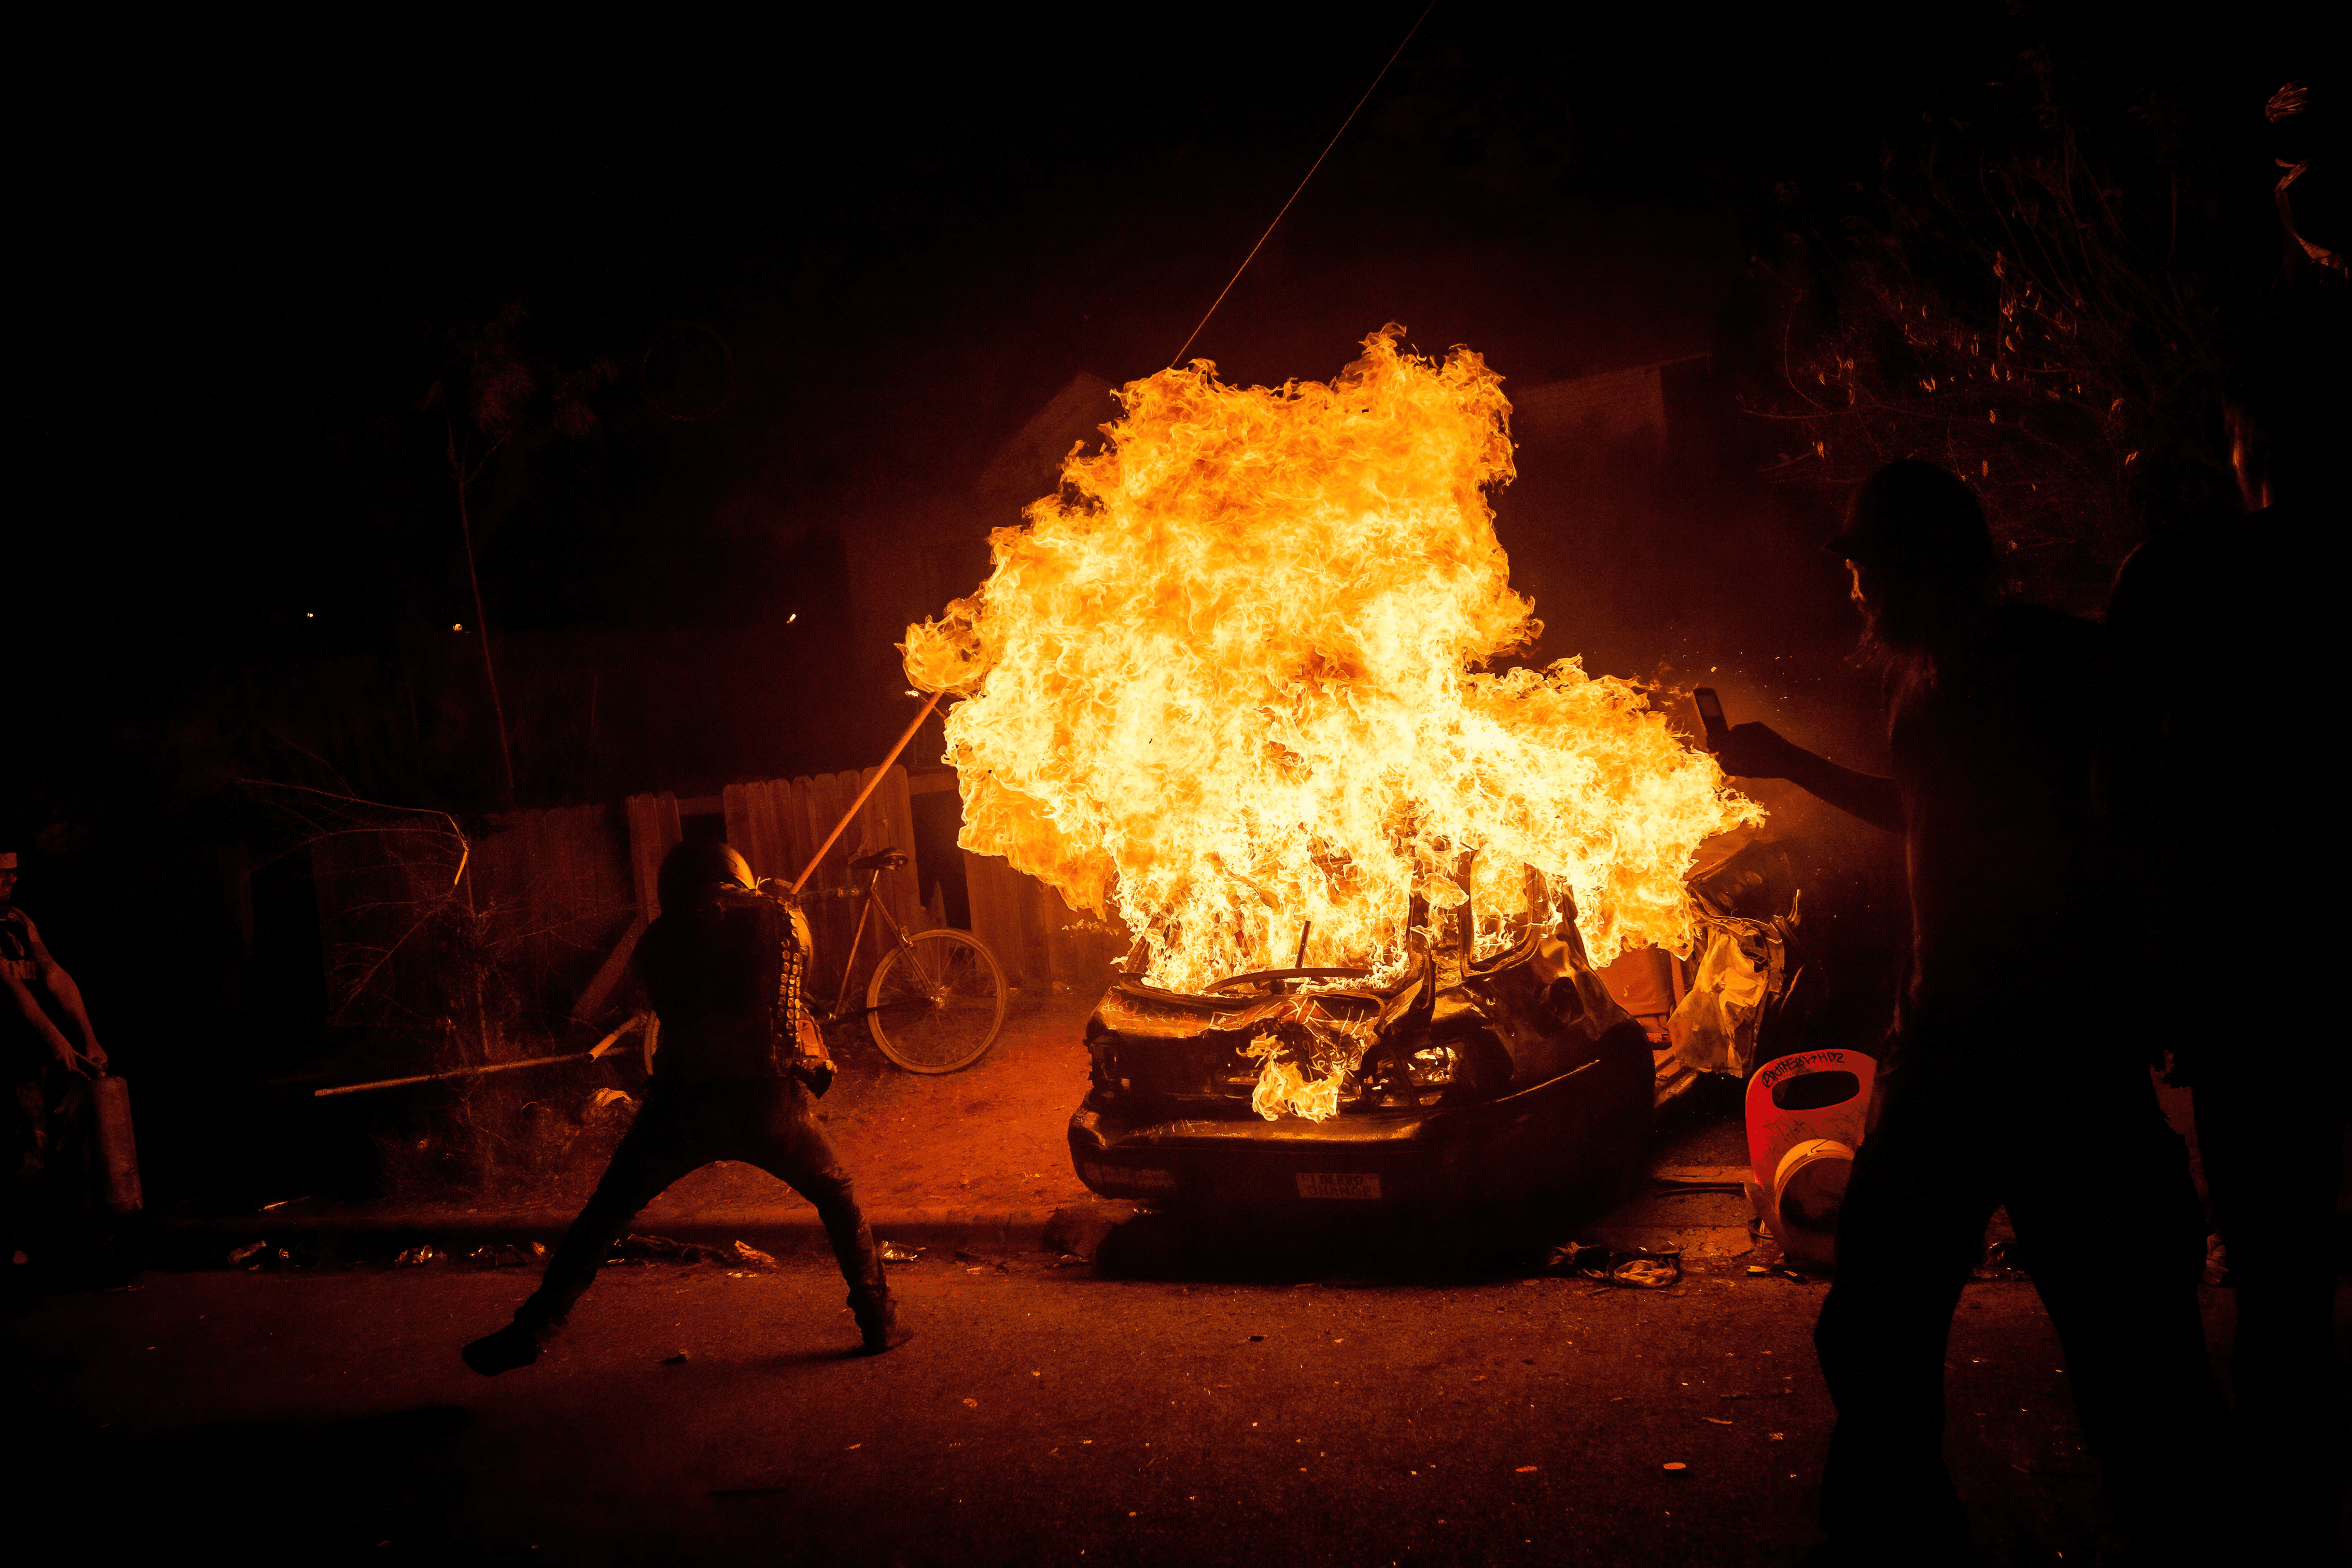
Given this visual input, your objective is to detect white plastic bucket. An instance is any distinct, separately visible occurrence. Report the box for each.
[1743,1050,1873,1271]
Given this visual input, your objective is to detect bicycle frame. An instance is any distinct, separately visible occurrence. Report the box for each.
[820,867,918,1024]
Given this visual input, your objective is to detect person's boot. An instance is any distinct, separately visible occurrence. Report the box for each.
[462,1316,553,1376]
[849,1288,913,1355]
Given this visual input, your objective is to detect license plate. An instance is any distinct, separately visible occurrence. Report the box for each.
[1088,1162,1176,1193]
[1296,1171,1381,1201]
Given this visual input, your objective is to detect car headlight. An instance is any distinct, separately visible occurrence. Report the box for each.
[1407,1045,1457,1086]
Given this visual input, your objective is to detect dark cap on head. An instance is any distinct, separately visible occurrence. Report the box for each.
[656,837,753,915]
[1826,460,1996,592]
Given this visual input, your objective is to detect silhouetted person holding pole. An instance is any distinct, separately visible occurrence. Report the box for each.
[2107,309,2346,1560]
[465,840,908,1374]
[1713,462,2220,1567]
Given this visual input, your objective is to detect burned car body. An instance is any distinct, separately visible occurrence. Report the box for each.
[1069,921,1653,1218]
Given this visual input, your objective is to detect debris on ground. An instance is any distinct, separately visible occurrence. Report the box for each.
[880,1242,923,1263]
[1041,1201,1141,1263]
[392,1246,441,1268]
[607,1234,730,1266]
[731,1241,777,1269]
[660,1350,690,1365]
[466,1243,535,1269]
[1550,1241,1682,1289]
[1546,1241,1605,1275]
[1610,1255,1680,1288]
[227,1241,266,1266]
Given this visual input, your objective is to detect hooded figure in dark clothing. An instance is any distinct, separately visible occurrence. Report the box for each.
[2106,302,2346,1561]
[1715,462,2221,1567]
[464,840,907,1375]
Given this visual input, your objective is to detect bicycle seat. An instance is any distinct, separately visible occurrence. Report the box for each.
[849,849,908,873]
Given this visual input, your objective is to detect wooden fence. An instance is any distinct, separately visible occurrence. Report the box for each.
[313,766,1128,1066]
[467,802,637,1034]
[960,840,1127,995]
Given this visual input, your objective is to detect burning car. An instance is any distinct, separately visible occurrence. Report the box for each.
[1067,846,1805,1217]
[901,330,1769,1221]
[1069,907,1654,1217]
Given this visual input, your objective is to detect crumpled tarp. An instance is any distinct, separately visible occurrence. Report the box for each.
[1667,925,1768,1076]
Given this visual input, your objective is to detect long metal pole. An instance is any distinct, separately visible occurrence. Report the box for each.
[312,1051,589,1098]
[790,691,945,895]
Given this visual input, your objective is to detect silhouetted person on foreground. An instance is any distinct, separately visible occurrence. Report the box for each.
[465,840,907,1374]
[2107,311,2346,1559]
[4,847,116,1283]
[1714,462,2220,1566]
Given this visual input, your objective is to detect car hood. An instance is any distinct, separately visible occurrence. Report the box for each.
[1086,927,1639,1115]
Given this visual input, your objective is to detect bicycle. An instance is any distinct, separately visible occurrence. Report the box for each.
[803,848,1008,1074]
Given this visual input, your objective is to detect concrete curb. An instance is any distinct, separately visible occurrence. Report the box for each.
[149,1205,1074,1266]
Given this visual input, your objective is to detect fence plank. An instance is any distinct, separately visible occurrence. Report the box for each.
[472,801,637,1037]
[963,850,1042,990]
[854,766,923,931]
[803,773,847,888]
[625,792,682,917]
[723,778,795,886]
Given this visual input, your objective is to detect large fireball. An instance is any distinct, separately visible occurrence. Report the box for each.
[903,328,1758,996]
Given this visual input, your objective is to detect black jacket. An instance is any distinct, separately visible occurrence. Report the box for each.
[637,887,813,1084]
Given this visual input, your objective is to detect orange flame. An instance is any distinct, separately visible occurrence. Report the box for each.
[903,328,1759,999]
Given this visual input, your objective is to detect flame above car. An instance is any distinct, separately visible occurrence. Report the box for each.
[903,326,1758,1004]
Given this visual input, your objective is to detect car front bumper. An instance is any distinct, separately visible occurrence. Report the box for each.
[1068,1022,1652,1216]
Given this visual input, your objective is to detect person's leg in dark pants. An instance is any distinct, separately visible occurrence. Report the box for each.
[741,1079,902,1351]
[465,1088,713,1375]
[1813,1064,1994,1563]
[2193,1054,2347,1558]
[2002,1072,2223,1562]
[8,1069,115,1287]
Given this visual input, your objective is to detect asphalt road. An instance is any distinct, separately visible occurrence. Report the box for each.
[8,1243,2172,1567]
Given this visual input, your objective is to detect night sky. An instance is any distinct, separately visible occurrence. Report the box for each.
[20,4,2301,819]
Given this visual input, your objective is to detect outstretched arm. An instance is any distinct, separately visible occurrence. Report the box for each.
[1714,723,1904,835]
[37,958,105,1070]
[6,968,97,1076]
[16,916,105,1071]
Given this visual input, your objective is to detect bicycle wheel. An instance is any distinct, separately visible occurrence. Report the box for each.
[866,928,1008,1073]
